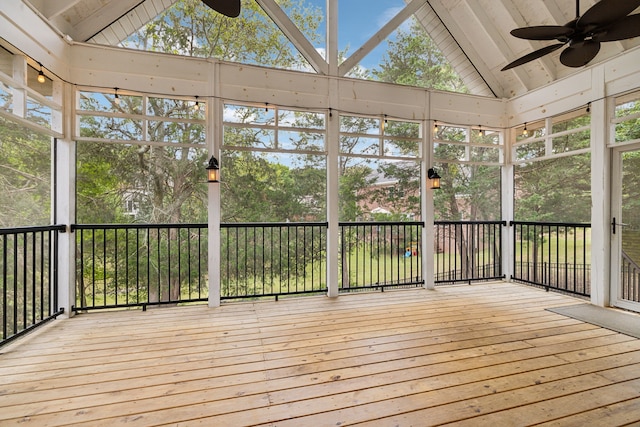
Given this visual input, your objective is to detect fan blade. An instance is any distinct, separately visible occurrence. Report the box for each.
[593,14,640,42]
[577,0,640,31]
[501,43,565,71]
[560,40,601,67]
[510,25,574,41]
[201,0,241,18]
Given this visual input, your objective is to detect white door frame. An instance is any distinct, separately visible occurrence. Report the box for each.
[610,143,640,312]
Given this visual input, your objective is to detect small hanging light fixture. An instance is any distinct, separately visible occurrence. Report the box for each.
[522,123,528,137]
[206,156,220,183]
[586,102,591,114]
[114,88,121,105]
[428,168,441,190]
[37,63,46,84]
[194,96,200,111]
[433,122,439,133]
[478,125,484,137]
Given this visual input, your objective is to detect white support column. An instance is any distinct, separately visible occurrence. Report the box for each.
[423,119,435,290]
[325,0,339,297]
[326,86,340,298]
[501,128,514,282]
[326,0,338,77]
[590,68,610,307]
[55,81,76,317]
[11,55,26,118]
[208,62,222,308]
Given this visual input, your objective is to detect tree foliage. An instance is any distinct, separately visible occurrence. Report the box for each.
[0,117,50,227]
[372,18,467,93]
[123,0,321,70]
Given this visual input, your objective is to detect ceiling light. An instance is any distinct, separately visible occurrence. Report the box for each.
[37,63,45,83]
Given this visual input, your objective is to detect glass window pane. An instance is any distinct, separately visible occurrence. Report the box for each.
[341,135,379,156]
[470,146,500,163]
[278,109,325,129]
[434,143,466,162]
[79,91,143,115]
[515,141,545,161]
[278,130,324,151]
[552,113,590,133]
[436,125,466,142]
[516,122,546,143]
[224,104,275,125]
[148,121,205,144]
[224,126,275,149]
[0,81,14,114]
[383,139,419,157]
[79,116,144,141]
[26,97,52,129]
[0,116,51,226]
[148,97,205,120]
[552,130,589,153]
[221,150,326,222]
[385,120,419,138]
[514,154,591,222]
[340,116,380,135]
[76,142,208,223]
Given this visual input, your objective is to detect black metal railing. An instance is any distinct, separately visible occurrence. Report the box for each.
[73,224,209,311]
[621,250,640,303]
[72,220,509,307]
[339,221,424,292]
[511,221,591,297]
[221,222,327,300]
[1,225,65,347]
[434,221,505,284]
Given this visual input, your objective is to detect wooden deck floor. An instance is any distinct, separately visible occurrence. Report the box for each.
[2,281,640,426]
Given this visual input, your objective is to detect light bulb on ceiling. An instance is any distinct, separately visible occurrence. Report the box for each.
[37,63,45,83]
[194,96,200,111]
[433,122,439,133]
[522,123,528,137]
[114,88,121,105]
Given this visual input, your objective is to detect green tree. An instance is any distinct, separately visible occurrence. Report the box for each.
[372,18,467,93]
[0,117,50,227]
[123,0,321,69]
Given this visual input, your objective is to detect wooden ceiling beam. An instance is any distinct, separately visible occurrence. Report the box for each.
[255,0,328,75]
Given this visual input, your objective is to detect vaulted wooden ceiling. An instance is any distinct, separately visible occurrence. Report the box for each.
[22,0,640,99]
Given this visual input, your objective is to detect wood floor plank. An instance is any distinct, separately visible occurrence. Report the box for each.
[1,282,639,426]
[534,397,640,426]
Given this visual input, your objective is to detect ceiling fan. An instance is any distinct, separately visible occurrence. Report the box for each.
[201,0,241,18]
[502,0,640,70]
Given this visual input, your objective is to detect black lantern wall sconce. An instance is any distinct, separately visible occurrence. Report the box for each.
[428,168,441,190]
[206,156,220,183]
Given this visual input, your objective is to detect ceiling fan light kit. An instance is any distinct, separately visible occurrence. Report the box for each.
[502,0,640,70]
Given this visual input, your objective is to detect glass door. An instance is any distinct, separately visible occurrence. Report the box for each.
[611,145,640,312]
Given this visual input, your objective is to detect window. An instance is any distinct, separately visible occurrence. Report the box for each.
[222,103,327,222]
[339,114,421,221]
[433,124,502,221]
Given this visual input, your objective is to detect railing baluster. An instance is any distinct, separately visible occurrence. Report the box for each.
[511,221,591,297]
[0,225,64,347]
